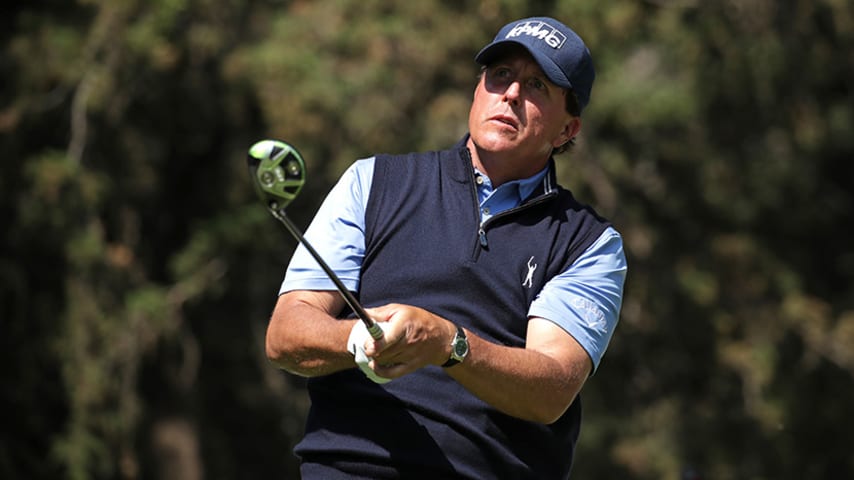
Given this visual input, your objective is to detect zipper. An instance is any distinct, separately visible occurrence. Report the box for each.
[463,147,487,257]
[477,191,557,248]
[461,146,558,251]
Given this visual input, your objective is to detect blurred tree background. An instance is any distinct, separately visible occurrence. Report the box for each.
[2,0,852,478]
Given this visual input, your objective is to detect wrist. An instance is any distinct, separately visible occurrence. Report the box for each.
[442,324,469,368]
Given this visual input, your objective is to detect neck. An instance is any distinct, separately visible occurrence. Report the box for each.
[465,137,549,187]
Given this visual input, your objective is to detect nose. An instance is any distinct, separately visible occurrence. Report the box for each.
[503,80,522,104]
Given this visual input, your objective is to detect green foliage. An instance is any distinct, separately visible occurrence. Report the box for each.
[1,0,852,479]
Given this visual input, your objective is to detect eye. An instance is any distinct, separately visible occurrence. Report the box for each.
[485,66,514,88]
[492,66,512,79]
[527,77,546,91]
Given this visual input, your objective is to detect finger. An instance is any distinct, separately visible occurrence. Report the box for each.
[370,359,409,378]
[364,326,403,357]
[368,344,402,365]
[363,337,383,356]
[364,305,393,322]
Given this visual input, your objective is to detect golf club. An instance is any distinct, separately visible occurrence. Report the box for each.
[247,139,384,340]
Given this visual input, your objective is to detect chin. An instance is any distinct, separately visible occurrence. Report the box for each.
[472,132,518,153]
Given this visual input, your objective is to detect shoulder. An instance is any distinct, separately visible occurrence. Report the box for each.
[374,137,470,166]
[551,186,612,237]
[373,143,470,182]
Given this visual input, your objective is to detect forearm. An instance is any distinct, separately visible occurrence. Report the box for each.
[363,305,593,423]
[265,291,356,377]
[447,330,590,424]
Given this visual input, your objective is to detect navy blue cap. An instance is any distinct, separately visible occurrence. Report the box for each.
[475,17,595,113]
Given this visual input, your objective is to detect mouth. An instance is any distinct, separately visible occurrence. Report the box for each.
[489,114,519,130]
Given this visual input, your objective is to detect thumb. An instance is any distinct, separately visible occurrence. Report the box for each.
[364,305,392,322]
[364,320,400,357]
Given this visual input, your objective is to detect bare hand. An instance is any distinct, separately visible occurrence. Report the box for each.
[361,304,456,378]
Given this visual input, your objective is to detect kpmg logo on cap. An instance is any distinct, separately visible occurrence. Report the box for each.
[505,20,567,49]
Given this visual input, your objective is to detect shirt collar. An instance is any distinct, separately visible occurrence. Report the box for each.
[473,164,550,203]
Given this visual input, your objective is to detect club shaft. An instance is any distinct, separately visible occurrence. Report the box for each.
[272,208,383,340]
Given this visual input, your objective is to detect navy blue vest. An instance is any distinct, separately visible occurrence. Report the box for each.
[296,139,610,479]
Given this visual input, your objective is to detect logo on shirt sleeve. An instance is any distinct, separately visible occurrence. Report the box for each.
[572,297,607,333]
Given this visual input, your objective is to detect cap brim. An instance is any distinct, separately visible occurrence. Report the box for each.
[474,40,573,90]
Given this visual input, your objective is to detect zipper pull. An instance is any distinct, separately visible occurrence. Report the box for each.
[478,228,487,247]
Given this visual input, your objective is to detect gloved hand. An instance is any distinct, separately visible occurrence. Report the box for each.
[347,321,392,384]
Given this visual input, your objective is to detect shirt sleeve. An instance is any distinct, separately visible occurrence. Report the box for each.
[279,157,375,295]
[528,226,627,373]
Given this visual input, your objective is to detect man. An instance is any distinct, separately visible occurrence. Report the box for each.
[266,16,627,479]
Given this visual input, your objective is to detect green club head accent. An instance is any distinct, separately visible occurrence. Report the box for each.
[247,139,306,210]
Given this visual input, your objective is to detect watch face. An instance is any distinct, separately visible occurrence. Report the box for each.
[454,340,468,357]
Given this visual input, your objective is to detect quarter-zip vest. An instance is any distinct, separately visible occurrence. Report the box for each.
[295,139,611,479]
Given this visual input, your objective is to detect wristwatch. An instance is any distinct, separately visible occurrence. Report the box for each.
[442,325,469,368]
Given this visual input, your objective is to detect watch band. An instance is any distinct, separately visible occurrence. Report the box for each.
[442,325,468,368]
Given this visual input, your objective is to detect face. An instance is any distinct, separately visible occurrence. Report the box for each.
[468,48,580,174]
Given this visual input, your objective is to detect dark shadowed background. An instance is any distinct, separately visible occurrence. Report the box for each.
[2,1,853,478]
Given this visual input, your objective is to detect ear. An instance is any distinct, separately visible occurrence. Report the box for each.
[552,117,582,148]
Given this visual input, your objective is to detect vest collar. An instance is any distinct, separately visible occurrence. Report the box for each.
[454,134,559,203]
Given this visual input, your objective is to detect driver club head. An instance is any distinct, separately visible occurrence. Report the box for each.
[245,138,383,339]
[247,139,306,212]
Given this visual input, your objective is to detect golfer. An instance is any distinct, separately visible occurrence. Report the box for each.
[266,16,627,479]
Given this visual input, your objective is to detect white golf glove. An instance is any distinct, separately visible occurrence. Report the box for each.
[347,321,392,384]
